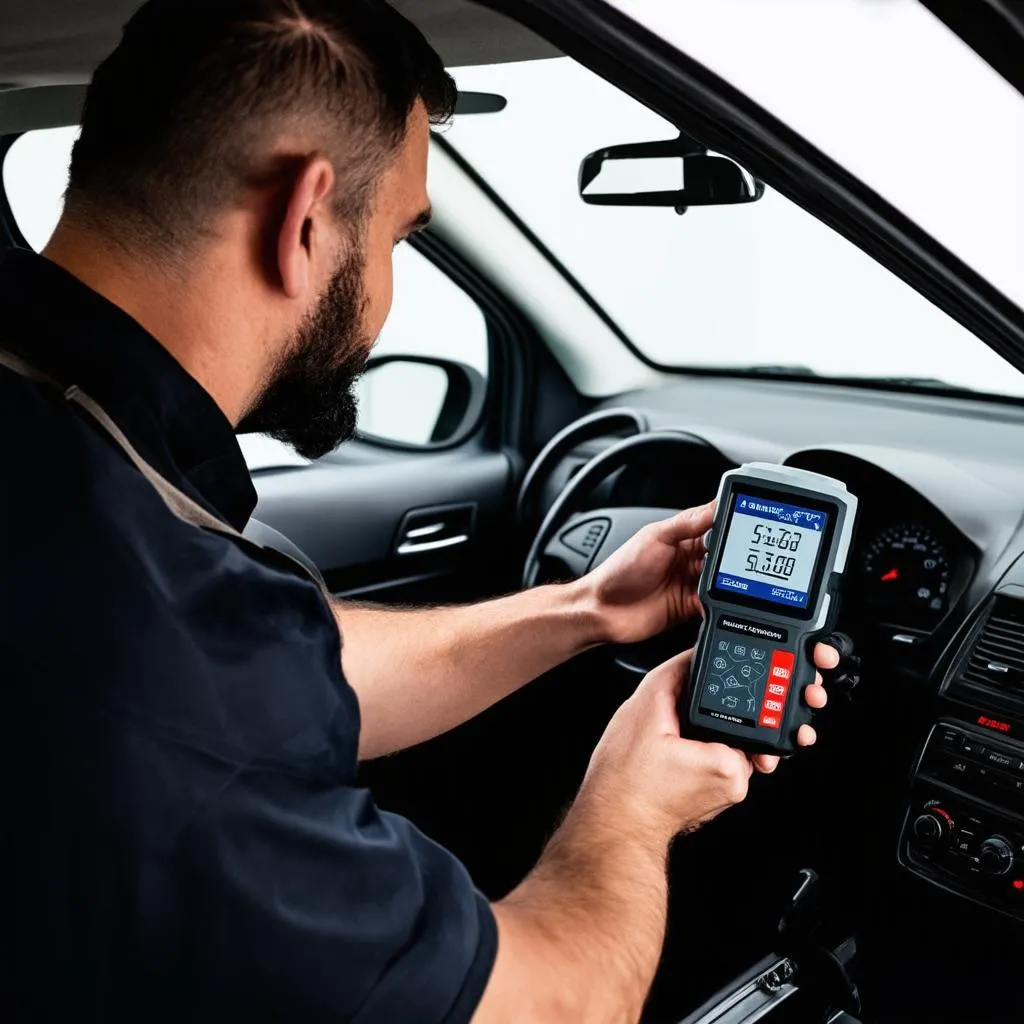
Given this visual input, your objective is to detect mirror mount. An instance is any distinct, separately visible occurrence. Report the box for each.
[579,131,765,210]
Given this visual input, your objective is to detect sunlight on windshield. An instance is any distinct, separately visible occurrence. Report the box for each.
[447,58,1024,398]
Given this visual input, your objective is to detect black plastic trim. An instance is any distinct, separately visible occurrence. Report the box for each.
[409,226,532,452]
[471,0,1024,392]
[431,133,639,361]
[920,0,1024,99]
[0,133,27,249]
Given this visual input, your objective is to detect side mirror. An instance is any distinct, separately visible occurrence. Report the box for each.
[355,355,486,449]
[579,133,764,211]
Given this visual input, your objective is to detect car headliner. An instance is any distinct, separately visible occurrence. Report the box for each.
[0,0,558,132]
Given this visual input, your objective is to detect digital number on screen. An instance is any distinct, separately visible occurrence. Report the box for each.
[714,494,828,609]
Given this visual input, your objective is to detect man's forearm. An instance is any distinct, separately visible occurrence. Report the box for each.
[476,791,669,1023]
[337,582,605,760]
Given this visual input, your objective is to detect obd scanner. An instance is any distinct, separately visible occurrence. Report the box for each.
[686,463,858,755]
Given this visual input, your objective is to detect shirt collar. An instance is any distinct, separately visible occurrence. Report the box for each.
[0,247,257,530]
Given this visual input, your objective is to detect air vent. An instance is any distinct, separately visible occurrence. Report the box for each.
[956,597,1024,699]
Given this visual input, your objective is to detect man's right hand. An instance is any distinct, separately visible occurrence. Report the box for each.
[472,653,757,1024]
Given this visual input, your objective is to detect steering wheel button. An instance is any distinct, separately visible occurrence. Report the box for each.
[558,518,611,559]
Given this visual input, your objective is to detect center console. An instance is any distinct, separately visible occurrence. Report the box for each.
[899,583,1024,920]
[900,721,1024,918]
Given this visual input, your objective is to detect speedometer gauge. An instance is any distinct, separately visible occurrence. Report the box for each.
[861,523,950,617]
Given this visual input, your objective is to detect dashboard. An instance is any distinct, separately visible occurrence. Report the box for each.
[558,376,1024,657]
[530,374,1024,1014]
[596,442,978,641]
[251,367,1024,1019]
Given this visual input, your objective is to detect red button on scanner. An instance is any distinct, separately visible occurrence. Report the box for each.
[759,650,795,730]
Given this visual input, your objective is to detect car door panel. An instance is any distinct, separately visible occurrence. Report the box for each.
[251,440,516,603]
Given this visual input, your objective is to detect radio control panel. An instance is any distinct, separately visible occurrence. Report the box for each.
[900,721,1024,920]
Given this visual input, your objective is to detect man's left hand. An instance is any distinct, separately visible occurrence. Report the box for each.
[581,502,716,645]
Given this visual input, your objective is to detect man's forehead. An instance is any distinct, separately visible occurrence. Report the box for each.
[378,101,432,224]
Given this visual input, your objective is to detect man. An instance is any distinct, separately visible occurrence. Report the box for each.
[1,1,838,1020]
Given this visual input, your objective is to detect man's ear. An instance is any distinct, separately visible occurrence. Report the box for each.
[277,156,336,301]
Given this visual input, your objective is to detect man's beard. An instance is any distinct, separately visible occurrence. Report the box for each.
[240,253,370,460]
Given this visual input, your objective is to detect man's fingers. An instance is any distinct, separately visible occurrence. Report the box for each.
[752,753,779,774]
[813,642,840,670]
[657,501,716,545]
[805,673,828,709]
[797,724,817,747]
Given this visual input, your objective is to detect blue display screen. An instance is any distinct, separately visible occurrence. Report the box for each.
[714,493,829,610]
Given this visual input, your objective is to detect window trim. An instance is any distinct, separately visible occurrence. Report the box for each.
[0,133,30,249]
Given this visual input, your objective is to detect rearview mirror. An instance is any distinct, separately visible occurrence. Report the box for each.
[579,134,764,211]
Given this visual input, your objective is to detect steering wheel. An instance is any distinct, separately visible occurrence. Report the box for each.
[522,429,712,589]
[516,407,649,525]
[521,427,716,673]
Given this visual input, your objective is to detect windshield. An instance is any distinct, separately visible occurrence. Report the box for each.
[5,44,1024,400]
[447,56,1024,399]
[612,0,1024,312]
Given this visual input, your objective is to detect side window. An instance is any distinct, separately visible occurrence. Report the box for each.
[243,246,490,467]
[2,128,490,464]
[3,126,79,251]
[355,242,489,447]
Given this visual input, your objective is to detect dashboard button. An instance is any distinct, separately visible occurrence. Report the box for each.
[952,829,976,855]
[979,836,1015,877]
[912,809,952,846]
[961,738,987,759]
[938,726,963,750]
[942,756,975,779]
[985,749,1019,772]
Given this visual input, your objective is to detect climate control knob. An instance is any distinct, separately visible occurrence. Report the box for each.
[978,835,1015,877]
[912,808,952,846]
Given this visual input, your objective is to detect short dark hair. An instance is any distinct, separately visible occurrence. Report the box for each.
[66,0,456,253]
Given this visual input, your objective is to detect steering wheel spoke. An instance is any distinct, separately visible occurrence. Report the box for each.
[542,514,612,578]
[541,508,681,581]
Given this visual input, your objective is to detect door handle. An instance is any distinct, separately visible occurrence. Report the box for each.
[394,504,475,557]
[397,533,470,555]
[404,522,447,541]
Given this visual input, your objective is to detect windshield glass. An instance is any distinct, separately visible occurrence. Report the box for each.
[447,57,1024,398]
[611,0,1024,312]
[5,44,1024,400]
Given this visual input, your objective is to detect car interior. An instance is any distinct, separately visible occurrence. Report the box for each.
[4,1,1024,1022]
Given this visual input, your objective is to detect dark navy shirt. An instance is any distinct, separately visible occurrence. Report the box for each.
[1,248,496,1021]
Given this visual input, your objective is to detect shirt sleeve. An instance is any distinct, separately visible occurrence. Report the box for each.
[175,764,497,1023]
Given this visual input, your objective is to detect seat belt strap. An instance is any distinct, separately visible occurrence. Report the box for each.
[0,346,335,604]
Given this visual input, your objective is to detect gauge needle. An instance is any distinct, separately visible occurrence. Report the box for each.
[880,568,899,582]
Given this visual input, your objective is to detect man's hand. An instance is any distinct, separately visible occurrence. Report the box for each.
[580,649,754,837]
[477,649,820,1023]
[581,502,715,645]
[585,644,828,803]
